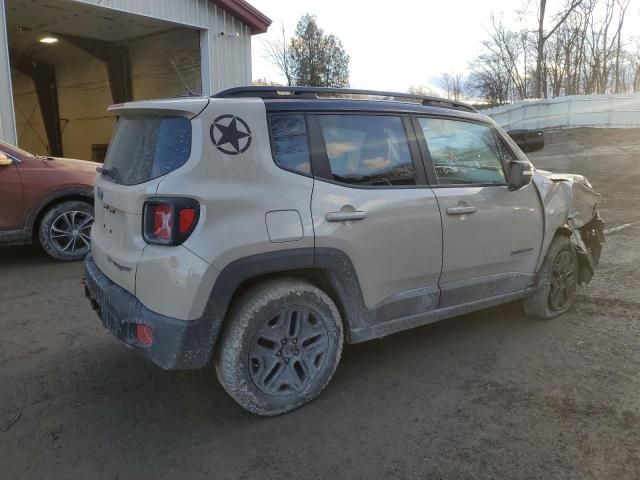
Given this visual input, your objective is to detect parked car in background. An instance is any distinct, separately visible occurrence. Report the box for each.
[507,129,545,152]
[0,140,96,261]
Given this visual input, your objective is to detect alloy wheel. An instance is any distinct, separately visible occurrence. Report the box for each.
[249,306,330,396]
[49,210,94,255]
[549,250,577,311]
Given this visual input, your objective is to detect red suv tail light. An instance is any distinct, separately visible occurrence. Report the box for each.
[143,198,200,245]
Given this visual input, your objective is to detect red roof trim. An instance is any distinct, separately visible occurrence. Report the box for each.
[214,0,271,35]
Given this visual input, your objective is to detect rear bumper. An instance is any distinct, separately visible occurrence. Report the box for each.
[84,253,214,370]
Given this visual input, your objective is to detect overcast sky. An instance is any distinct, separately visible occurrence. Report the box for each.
[249,0,640,93]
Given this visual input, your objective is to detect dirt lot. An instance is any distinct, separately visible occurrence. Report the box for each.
[1,128,639,479]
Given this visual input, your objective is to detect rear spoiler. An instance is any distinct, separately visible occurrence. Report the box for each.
[107,97,210,119]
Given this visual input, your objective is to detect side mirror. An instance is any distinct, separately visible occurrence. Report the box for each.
[508,160,533,190]
[0,152,13,166]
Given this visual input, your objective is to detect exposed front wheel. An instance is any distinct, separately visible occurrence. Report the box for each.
[524,235,578,319]
[215,278,344,416]
[38,200,94,261]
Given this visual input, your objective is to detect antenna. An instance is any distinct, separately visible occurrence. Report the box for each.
[170,57,201,97]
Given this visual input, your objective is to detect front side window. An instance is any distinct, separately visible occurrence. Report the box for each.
[270,114,311,174]
[418,118,506,185]
[317,115,416,186]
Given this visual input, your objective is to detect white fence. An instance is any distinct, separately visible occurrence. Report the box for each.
[483,93,640,130]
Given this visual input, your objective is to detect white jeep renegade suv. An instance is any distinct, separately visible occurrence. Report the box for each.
[84,87,605,416]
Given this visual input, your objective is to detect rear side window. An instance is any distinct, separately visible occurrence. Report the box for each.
[418,118,506,185]
[103,115,192,186]
[269,114,311,174]
[317,115,416,186]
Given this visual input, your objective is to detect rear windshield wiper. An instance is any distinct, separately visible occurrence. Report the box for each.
[96,166,121,182]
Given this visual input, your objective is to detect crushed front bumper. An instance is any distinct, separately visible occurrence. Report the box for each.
[84,253,213,370]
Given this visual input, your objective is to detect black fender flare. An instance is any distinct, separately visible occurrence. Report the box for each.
[198,247,373,364]
[25,187,94,239]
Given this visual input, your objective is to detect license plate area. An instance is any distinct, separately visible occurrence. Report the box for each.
[98,202,125,245]
[85,284,134,341]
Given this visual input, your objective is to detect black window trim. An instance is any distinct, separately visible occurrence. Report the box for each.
[265,108,519,190]
[267,113,314,179]
[412,114,511,189]
[494,128,524,166]
[307,111,429,190]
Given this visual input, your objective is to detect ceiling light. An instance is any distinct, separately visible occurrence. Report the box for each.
[39,36,58,44]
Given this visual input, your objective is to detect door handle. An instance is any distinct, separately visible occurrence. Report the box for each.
[326,211,367,222]
[446,206,477,215]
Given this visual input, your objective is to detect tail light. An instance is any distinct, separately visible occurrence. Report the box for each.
[143,198,200,245]
[136,324,154,346]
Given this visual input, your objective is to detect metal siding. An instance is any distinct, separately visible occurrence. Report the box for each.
[485,94,640,130]
[72,0,253,93]
[72,0,208,28]
[0,0,17,144]
[2,0,254,144]
[223,11,231,89]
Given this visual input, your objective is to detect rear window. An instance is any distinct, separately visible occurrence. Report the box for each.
[103,115,192,185]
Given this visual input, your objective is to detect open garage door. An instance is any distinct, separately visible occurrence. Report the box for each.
[6,0,202,161]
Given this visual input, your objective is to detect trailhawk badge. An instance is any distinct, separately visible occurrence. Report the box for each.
[210,115,252,155]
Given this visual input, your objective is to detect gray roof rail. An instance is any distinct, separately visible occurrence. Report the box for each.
[213,86,477,113]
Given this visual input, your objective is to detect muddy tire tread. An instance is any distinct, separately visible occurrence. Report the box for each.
[215,278,343,416]
[523,235,577,319]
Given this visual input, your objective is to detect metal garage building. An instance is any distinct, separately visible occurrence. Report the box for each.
[0,0,270,160]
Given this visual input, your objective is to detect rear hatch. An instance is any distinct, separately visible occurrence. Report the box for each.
[91,98,208,294]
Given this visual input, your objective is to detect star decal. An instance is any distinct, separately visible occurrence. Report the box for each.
[210,115,252,155]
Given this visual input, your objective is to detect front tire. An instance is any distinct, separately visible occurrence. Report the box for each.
[215,278,344,416]
[38,200,94,261]
[524,235,578,319]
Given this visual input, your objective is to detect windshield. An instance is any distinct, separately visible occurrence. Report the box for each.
[0,140,34,159]
[102,115,192,185]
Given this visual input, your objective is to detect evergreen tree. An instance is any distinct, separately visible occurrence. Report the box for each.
[289,14,350,87]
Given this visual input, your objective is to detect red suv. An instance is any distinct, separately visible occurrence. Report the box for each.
[0,140,96,261]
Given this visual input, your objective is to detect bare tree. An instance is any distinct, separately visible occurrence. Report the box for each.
[438,73,464,100]
[263,23,293,86]
[484,16,531,100]
[581,0,619,94]
[613,0,630,93]
[468,53,511,106]
[534,0,584,98]
[408,84,437,96]
[469,0,637,100]
[630,40,640,92]
[253,77,282,86]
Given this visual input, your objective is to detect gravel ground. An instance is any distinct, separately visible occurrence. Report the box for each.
[1,128,639,479]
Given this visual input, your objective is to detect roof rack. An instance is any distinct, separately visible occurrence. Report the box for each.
[213,86,478,113]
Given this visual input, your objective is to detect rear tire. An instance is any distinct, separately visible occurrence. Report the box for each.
[38,200,94,261]
[215,278,344,416]
[524,235,578,319]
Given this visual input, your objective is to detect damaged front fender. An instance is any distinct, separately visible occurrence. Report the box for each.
[574,214,606,283]
[533,170,605,284]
